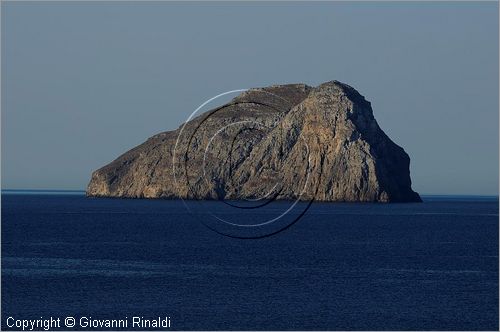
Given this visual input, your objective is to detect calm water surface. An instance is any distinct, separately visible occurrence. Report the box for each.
[2,194,498,330]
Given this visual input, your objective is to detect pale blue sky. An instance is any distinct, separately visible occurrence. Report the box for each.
[2,2,498,195]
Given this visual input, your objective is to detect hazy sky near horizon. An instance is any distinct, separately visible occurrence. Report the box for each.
[2,2,498,195]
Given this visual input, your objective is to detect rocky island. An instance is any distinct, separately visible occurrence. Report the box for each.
[87,80,421,202]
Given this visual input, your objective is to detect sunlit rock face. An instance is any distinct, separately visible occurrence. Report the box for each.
[87,81,421,203]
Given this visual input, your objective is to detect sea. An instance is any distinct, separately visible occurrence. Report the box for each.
[1,192,498,330]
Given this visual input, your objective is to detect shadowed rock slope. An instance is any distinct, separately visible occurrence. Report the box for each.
[87,81,421,202]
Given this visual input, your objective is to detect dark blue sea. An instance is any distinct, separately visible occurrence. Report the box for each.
[2,193,498,330]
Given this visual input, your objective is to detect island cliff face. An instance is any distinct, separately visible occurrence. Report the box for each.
[87,81,421,202]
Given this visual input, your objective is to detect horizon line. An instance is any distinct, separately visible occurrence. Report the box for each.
[1,189,498,198]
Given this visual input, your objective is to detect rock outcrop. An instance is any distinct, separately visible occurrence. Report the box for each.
[87,81,421,202]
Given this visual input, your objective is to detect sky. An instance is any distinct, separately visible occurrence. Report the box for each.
[2,1,498,195]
